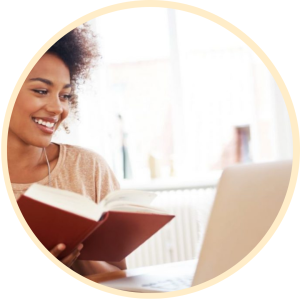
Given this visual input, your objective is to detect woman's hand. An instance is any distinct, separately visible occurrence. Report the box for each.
[50,243,84,267]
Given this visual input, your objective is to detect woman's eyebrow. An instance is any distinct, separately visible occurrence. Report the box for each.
[29,77,71,88]
[63,83,72,89]
[29,77,53,86]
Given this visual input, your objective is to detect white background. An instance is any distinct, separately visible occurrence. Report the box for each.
[1,0,299,299]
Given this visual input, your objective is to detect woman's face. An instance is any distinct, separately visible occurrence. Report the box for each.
[9,53,71,148]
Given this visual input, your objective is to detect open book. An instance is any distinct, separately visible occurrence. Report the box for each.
[17,184,174,261]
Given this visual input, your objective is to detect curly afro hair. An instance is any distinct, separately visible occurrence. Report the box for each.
[47,23,100,122]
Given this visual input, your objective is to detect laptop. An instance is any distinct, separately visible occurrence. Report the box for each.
[101,160,292,292]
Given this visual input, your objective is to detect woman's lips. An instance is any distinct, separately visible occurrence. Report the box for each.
[32,118,57,134]
[34,122,55,134]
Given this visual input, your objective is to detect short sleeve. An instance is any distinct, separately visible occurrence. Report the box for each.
[94,154,120,203]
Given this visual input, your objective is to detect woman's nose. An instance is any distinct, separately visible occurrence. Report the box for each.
[45,95,64,115]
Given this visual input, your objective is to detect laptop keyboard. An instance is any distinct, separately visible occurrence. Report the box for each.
[141,275,193,291]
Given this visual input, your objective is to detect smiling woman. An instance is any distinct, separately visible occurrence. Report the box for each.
[10,54,71,149]
[8,24,126,276]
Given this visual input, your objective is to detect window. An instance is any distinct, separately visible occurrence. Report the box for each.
[54,8,292,183]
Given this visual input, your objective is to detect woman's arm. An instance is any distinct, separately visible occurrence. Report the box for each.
[71,259,127,276]
[51,243,126,276]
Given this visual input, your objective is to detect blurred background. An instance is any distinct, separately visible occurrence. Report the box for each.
[53,8,293,267]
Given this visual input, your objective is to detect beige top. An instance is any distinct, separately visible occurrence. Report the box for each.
[12,144,120,202]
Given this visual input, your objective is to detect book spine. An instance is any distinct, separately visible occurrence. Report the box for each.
[80,212,109,243]
[58,221,100,259]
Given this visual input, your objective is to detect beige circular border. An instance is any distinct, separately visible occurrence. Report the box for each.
[2,0,299,298]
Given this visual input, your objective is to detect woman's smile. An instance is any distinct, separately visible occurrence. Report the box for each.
[32,117,59,134]
[9,53,71,148]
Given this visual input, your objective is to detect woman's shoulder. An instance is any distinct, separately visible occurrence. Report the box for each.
[60,144,105,161]
[54,144,119,202]
[59,143,113,173]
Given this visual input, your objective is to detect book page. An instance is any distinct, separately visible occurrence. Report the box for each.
[102,189,156,209]
[104,203,167,214]
[24,184,164,220]
[24,184,102,221]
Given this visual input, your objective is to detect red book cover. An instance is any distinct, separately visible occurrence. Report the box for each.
[17,194,174,261]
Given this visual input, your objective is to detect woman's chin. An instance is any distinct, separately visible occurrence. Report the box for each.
[29,138,53,149]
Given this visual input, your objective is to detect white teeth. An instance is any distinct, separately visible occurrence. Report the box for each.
[46,122,54,128]
[33,118,55,128]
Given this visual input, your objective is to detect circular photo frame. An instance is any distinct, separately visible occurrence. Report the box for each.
[2,1,299,298]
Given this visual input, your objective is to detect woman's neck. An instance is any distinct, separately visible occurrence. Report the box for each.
[8,141,45,170]
[7,133,58,184]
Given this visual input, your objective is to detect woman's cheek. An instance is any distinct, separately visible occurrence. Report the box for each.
[62,105,70,121]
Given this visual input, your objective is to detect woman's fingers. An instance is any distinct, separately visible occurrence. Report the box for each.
[60,244,84,267]
[61,250,79,266]
[62,250,81,267]
[50,243,84,267]
[50,243,66,257]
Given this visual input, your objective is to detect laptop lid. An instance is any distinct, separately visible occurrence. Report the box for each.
[192,160,292,286]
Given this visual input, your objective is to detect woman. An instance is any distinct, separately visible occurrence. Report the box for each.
[8,25,126,276]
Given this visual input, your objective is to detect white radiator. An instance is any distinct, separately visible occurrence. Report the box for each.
[126,187,216,268]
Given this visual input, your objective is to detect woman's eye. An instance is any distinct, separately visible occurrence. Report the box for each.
[60,94,72,101]
[33,89,47,95]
